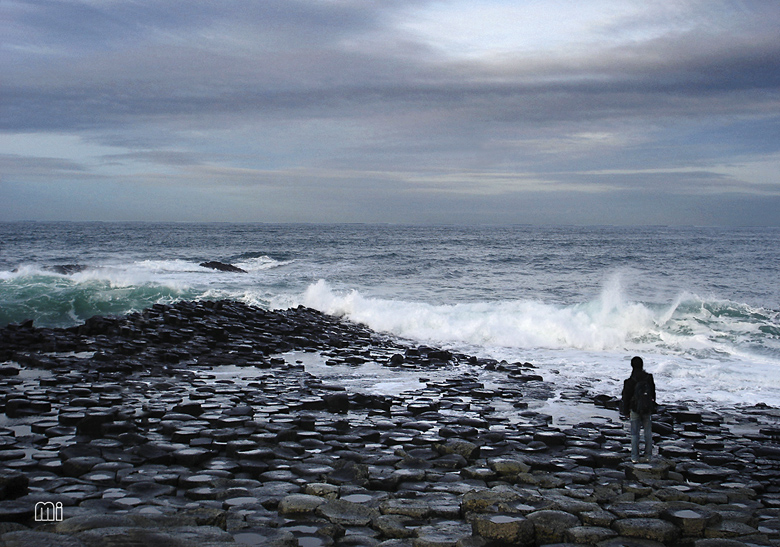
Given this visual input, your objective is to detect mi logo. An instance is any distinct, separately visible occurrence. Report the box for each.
[34,501,63,522]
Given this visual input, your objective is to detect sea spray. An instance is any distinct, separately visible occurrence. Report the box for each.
[2,222,779,409]
[301,277,659,352]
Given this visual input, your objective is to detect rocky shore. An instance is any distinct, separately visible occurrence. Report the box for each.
[1,299,779,547]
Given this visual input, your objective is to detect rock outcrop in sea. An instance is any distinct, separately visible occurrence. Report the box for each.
[0,300,779,546]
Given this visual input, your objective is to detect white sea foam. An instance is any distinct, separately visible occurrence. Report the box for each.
[234,256,293,272]
[301,278,659,352]
[296,278,780,409]
[3,224,779,411]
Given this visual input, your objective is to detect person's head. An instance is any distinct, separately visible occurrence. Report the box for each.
[631,356,644,372]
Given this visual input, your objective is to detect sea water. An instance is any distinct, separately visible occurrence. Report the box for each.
[1,222,778,411]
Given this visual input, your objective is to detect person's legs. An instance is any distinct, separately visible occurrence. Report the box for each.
[643,413,653,459]
[630,411,640,461]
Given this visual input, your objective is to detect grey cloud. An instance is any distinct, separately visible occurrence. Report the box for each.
[0,154,87,177]
[3,0,778,135]
[1,0,779,224]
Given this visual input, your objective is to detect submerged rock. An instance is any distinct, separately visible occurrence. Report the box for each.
[199,261,247,273]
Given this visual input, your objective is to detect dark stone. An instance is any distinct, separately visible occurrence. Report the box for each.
[0,500,34,523]
[173,402,204,417]
[472,513,534,545]
[1,530,87,547]
[199,261,247,273]
[324,392,350,413]
[0,470,28,500]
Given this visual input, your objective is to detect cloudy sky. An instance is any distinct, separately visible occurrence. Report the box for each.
[2,0,779,225]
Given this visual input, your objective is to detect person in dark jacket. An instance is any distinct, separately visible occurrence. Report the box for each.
[621,356,656,462]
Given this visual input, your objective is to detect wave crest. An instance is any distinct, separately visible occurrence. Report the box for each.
[301,277,655,351]
[299,277,780,360]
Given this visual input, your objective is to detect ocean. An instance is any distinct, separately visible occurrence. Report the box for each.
[1,222,779,412]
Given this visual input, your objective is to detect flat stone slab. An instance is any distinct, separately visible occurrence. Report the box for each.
[613,517,681,544]
[277,494,327,515]
[316,499,378,526]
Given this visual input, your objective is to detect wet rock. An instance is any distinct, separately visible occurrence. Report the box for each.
[693,540,753,547]
[380,499,431,520]
[608,501,666,519]
[625,460,673,481]
[372,514,416,539]
[580,509,617,528]
[75,525,234,546]
[62,456,105,478]
[526,509,580,544]
[661,504,721,536]
[471,513,535,545]
[487,457,531,477]
[612,518,681,544]
[278,494,327,515]
[5,398,51,418]
[436,440,478,460]
[0,500,34,523]
[0,470,28,500]
[317,499,379,527]
[0,531,87,547]
[303,483,340,500]
[199,261,247,273]
[565,525,618,544]
[703,520,760,539]
[173,447,214,467]
[413,520,472,547]
[324,392,350,413]
[461,488,521,514]
[55,514,136,533]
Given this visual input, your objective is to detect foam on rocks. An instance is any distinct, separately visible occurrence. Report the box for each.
[0,300,779,545]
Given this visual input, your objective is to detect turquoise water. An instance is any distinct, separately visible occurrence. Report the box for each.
[1,222,779,408]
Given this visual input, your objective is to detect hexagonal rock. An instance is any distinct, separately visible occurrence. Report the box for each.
[316,498,378,527]
[0,500,35,523]
[598,538,665,547]
[172,447,213,467]
[613,517,681,544]
[565,525,618,544]
[303,482,339,500]
[436,439,478,460]
[487,457,531,477]
[693,539,755,547]
[471,513,535,546]
[277,494,326,515]
[380,498,431,519]
[581,509,617,528]
[0,469,28,499]
[75,525,234,546]
[413,520,473,547]
[661,504,721,536]
[703,520,759,539]
[55,516,133,535]
[685,466,737,484]
[372,514,416,539]
[0,531,86,547]
[608,501,666,519]
[461,488,522,514]
[526,509,580,544]
[625,460,673,481]
[62,456,105,478]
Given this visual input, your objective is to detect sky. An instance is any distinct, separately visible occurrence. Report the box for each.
[2,0,779,225]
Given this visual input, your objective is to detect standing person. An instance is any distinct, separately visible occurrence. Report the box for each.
[620,356,656,462]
